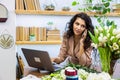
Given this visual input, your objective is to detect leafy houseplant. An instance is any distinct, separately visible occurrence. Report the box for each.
[72,0,111,23]
[47,21,54,30]
[72,0,111,13]
[29,34,36,41]
[45,4,55,11]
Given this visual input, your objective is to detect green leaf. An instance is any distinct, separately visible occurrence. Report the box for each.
[87,6,93,10]
[103,27,107,36]
[102,9,107,14]
[94,30,98,38]
[94,15,98,18]
[88,31,98,44]
[97,17,101,23]
[72,1,77,6]
[104,2,110,7]
[107,8,111,12]
[102,0,106,2]
[106,20,114,26]
[89,0,92,3]
[96,7,103,10]
[108,0,112,2]
[109,23,116,36]
[93,6,97,10]
[106,19,111,26]
[112,37,118,43]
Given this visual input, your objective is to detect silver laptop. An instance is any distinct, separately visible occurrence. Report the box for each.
[21,48,62,72]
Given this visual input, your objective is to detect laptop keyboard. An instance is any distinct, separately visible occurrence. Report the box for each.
[52,62,57,65]
[52,62,65,71]
[53,65,61,69]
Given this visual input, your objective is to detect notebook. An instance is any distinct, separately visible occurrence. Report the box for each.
[21,48,62,72]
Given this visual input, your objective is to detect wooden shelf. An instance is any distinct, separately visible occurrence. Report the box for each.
[16,41,62,45]
[15,10,80,16]
[15,10,120,16]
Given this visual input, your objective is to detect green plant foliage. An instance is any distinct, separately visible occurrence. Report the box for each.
[67,63,97,73]
[72,0,114,27]
[72,1,79,6]
[86,0,92,3]
[30,34,35,36]
[103,2,110,7]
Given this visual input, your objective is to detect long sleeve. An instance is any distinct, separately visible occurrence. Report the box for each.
[54,36,68,63]
[77,46,93,67]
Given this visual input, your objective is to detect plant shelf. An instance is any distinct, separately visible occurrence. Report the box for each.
[16,41,62,45]
[15,10,120,16]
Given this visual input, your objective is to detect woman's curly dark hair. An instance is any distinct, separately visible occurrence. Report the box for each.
[65,12,94,50]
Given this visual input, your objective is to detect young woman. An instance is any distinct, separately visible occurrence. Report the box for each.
[52,12,94,67]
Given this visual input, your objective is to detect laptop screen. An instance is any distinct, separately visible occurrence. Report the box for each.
[21,48,55,72]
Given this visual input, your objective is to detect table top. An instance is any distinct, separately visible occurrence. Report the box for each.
[24,66,49,78]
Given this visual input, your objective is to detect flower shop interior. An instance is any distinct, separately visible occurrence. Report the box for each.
[0,0,120,80]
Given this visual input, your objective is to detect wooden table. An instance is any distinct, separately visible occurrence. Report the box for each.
[23,66,49,78]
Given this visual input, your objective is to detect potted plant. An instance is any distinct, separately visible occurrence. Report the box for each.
[46,21,54,30]
[29,34,36,41]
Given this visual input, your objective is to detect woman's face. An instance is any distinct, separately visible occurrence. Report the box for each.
[73,17,86,36]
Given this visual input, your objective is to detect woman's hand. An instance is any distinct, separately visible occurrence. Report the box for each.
[79,30,87,55]
[51,57,60,64]
[80,29,87,43]
[51,58,56,62]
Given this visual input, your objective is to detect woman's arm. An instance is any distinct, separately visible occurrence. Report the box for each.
[79,29,87,56]
[78,29,92,67]
[52,36,68,64]
[78,46,92,67]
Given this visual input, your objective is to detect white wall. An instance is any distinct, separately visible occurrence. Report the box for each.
[0,0,119,79]
[0,0,15,80]
[16,0,120,66]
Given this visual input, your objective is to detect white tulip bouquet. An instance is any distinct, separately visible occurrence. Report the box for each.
[89,23,120,73]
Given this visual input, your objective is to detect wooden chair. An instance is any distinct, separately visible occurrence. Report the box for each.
[16,53,24,79]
